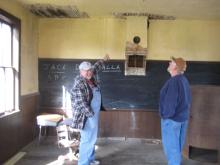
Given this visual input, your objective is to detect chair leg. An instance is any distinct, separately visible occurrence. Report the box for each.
[44,126,47,137]
[38,125,42,144]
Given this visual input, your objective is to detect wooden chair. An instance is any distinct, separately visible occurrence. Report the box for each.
[56,109,80,160]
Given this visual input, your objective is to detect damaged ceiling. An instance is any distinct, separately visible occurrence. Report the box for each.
[15,0,220,20]
[28,4,89,18]
[27,3,175,20]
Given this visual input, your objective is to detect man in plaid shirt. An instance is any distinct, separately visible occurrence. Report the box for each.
[71,55,109,165]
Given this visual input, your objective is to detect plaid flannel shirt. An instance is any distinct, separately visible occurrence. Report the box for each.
[70,60,105,129]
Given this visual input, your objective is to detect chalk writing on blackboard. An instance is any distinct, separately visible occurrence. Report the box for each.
[43,63,66,71]
[102,64,121,73]
[43,63,66,81]
[74,64,80,71]
[48,72,66,81]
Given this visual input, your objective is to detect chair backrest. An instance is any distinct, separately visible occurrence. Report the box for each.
[56,124,80,148]
[56,125,71,148]
[64,108,73,118]
[62,89,73,119]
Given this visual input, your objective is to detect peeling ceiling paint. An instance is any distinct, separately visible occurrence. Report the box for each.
[15,0,220,19]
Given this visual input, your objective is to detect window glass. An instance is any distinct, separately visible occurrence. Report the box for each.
[0,23,11,67]
[0,10,20,116]
[0,68,5,113]
[5,68,14,111]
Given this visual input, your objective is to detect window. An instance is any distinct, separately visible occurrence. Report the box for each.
[128,55,144,68]
[125,37,147,76]
[0,9,20,117]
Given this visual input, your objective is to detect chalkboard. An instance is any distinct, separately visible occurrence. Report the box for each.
[39,59,220,110]
[99,61,169,109]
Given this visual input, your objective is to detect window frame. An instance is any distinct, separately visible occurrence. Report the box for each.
[0,9,21,117]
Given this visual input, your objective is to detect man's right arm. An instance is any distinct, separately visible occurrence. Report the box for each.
[92,54,110,74]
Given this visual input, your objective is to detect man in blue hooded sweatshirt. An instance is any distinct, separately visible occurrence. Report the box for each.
[159,57,192,165]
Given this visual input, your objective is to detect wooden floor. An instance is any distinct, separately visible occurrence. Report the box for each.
[8,137,218,165]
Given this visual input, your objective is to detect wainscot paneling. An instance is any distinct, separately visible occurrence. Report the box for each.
[0,93,39,164]
[183,85,220,162]
[99,110,161,139]
[39,107,161,139]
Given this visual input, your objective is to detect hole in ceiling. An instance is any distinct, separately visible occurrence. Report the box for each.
[27,4,89,18]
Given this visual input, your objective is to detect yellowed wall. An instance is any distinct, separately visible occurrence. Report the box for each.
[39,17,220,62]
[148,20,220,61]
[126,16,148,48]
[38,17,149,59]
[102,18,126,59]
[0,0,39,95]
[39,18,126,59]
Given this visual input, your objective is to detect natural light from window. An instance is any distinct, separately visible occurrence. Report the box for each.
[0,14,20,116]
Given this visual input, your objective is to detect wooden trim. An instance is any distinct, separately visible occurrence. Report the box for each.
[39,58,220,63]
[0,8,21,26]
[21,92,40,99]
[39,106,157,112]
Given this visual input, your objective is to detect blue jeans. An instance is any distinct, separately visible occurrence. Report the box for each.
[78,87,101,165]
[161,119,188,165]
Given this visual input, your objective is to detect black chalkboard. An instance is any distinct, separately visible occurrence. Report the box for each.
[39,59,220,110]
[99,61,169,109]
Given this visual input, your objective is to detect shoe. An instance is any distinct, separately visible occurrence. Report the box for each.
[90,160,100,165]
